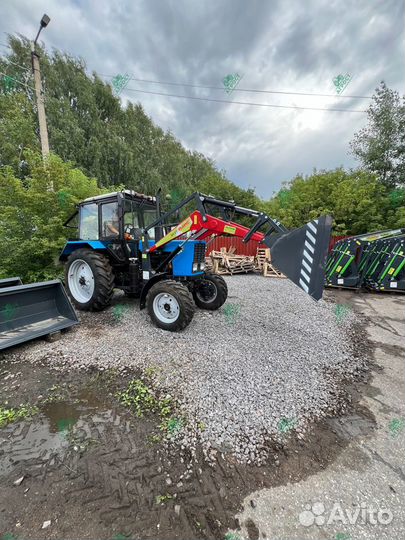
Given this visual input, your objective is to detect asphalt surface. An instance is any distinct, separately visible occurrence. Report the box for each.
[234,290,405,540]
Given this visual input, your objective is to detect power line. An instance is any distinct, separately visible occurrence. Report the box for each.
[1,57,32,73]
[124,86,367,113]
[100,73,372,100]
[0,71,35,91]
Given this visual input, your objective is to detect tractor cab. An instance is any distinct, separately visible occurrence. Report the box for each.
[76,190,158,243]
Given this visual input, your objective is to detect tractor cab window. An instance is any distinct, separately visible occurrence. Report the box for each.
[123,199,141,239]
[143,208,157,240]
[102,202,119,238]
[80,203,99,240]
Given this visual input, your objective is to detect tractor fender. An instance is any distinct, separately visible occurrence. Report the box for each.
[59,241,107,262]
[139,273,169,309]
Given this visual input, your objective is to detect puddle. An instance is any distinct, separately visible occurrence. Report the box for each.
[0,391,118,477]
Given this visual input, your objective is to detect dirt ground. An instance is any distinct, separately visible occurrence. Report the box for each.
[0,289,401,540]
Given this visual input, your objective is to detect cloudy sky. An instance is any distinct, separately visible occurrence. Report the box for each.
[1,0,404,198]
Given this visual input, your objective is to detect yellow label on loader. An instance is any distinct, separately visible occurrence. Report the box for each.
[336,265,342,272]
[154,216,193,248]
[388,267,395,275]
[224,225,236,235]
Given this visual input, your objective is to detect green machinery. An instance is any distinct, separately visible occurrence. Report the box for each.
[325,228,405,291]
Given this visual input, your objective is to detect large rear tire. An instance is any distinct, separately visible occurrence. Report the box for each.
[193,274,228,310]
[65,249,114,311]
[146,280,195,331]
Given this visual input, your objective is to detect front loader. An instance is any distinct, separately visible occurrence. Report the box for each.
[59,190,332,331]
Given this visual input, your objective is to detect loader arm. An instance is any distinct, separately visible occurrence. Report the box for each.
[143,192,332,301]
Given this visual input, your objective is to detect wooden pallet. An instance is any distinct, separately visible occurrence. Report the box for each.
[255,247,285,278]
[209,247,255,275]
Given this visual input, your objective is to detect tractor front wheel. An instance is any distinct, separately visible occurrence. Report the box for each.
[146,280,195,331]
[193,273,228,310]
[65,249,114,311]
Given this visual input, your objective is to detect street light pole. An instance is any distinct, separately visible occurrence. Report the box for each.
[31,14,50,157]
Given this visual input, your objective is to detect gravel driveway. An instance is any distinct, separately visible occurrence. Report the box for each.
[2,275,367,464]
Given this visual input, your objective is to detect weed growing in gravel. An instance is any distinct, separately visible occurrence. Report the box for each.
[117,379,158,416]
[278,416,297,434]
[335,304,351,324]
[0,404,38,428]
[117,377,185,439]
[388,417,404,438]
[223,303,241,325]
[155,493,173,504]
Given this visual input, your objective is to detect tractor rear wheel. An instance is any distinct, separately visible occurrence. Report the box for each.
[65,249,114,311]
[146,280,195,331]
[193,273,228,310]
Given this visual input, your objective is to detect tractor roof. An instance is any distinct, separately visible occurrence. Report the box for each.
[82,190,156,204]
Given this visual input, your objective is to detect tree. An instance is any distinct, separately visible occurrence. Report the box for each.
[265,168,399,235]
[0,35,261,208]
[0,152,107,281]
[350,82,405,187]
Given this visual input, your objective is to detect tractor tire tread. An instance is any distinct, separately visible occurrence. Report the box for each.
[146,280,195,331]
[65,249,114,312]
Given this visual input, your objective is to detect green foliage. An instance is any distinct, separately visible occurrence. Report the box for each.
[155,494,173,505]
[0,404,38,428]
[0,37,259,208]
[117,378,173,419]
[266,168,403,235]
[0,151,106,281]
[350,82,405,188]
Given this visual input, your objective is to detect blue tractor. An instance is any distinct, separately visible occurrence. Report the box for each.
[60,190,332,331]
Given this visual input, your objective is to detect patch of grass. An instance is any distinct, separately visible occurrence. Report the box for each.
[147,433,162,444]
[197,421,206,431]
[155,493,173,504]
[117,377,185,439]
[41,384,68,404]
[0,404,38,428]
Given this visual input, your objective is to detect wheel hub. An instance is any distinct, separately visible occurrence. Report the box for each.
[196,280,217,303]
[68,259,95,303]
[153,293,180,323]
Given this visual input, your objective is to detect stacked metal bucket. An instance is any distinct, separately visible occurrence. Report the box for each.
[325,228,405,292]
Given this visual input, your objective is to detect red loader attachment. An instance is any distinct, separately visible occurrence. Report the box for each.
[145,193,332,301]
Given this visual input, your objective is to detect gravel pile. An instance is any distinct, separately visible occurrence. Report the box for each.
[2,276,368,464]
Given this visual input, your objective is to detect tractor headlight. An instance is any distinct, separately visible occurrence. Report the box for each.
[192,263,198,272]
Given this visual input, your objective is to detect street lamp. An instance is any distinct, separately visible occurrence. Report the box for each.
[31,14,51,158]
[34,14,51,46]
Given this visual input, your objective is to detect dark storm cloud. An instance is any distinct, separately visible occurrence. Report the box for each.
[0,0,404,198]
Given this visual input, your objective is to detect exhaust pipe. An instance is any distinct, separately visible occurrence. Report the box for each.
[264,215,332,301]
[0,280,79,351]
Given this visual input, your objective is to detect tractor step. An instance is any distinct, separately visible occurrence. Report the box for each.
[0,280,79,351]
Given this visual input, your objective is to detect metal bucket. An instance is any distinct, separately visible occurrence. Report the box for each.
[264,215,333,301]
[0,277,23,289]
[0,280,79,351]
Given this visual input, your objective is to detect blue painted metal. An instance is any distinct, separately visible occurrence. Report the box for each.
[61,239,205,277]
[59,240,107,261]
[139,239,205,277]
